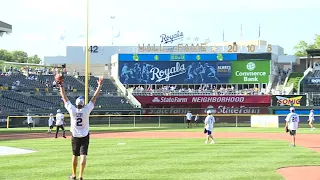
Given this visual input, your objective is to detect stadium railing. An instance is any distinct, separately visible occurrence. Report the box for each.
[3,114,318,129]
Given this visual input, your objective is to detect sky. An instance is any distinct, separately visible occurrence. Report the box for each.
[0,0,320,59]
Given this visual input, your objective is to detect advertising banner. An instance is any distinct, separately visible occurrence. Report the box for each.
[118,53,237,62]
[119,61,232,84]
[135,95,271,105]
[119,60,270,84]
[271,95,307,106]
[307,78,320,84]
[230,60,270,83]
[200,104,269,114]
[250,115,279,128]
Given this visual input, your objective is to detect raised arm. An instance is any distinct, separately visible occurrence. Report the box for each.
[55,74,69,104]
[90,77,104,105]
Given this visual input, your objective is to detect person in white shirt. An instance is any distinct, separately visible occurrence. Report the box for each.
[57,74,103,180]
[308,109,315,131]
[55,109,66,139]
[186,111,193,128]
[204,110,215,144]
[194,114,199,126]
[26,113,33,130]
[47,113,55,133]
[285,107,300,147]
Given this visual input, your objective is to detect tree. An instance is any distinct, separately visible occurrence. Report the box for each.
[0,49,42,64]
[12,50,28,63]
[293,34,320,57]
[27,55,41,64]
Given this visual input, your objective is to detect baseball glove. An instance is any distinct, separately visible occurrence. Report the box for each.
[285,127,289,133]
[204,128,207,134]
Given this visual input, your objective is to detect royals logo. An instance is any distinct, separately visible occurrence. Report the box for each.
[160,31,184,44]
[150,62,186,82]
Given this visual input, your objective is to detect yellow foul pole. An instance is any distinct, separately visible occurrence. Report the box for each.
[85,0,89,104]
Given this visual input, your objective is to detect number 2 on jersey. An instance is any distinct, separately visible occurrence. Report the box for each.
[292,116,297,122]
[76,118,83,126]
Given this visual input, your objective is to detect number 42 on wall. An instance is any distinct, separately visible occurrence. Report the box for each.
[88,46,99,53]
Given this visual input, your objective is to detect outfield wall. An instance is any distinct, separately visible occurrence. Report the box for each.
[2,114,319,129]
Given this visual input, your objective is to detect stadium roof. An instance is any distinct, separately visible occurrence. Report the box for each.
[306,49,320,57]
[0,21,12,37]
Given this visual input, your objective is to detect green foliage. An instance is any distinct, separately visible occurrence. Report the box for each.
[293,34,320,57]
[0,49,41,64]
[286,72,303,92]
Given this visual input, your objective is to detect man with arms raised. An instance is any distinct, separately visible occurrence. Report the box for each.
[56,74,103,180]
[285,107,300,147]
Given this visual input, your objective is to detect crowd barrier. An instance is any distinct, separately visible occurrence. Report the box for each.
[3,114,319,129]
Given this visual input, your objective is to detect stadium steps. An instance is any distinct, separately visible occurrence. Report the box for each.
[286,72,303,93]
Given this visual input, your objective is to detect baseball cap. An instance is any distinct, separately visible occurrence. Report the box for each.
[289,107,295,111]
[76,97,85,106]
[57,109,61,113]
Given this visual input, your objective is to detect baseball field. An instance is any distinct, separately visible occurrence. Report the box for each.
[1,125,320,180]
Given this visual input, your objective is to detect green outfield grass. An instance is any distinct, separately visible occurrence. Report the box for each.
[1,125,320,134]
[1,137,320,180]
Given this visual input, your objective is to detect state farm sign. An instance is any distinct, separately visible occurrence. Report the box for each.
[136,95,271,105]
[152,97,188,103]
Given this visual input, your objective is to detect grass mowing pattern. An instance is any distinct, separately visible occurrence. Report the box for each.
[1,138,320,180]
[1,126,320,134]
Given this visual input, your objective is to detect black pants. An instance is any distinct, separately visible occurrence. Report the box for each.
[72,133,90,156]
[55,125,65,137]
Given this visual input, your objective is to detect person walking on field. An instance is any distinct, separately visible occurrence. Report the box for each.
[308,109,315,131]
[194,114,199,126]
[285,107,300,147]
[186,111,193,128]
[55,109,66,138]
[56,73,103,180]
[47,113,55,133]
[27,113,33,130]
[204,110,215,144]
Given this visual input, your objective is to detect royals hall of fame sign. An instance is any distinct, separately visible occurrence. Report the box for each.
[137,31,274,54]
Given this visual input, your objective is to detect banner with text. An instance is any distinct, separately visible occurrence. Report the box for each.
[230,60,270,83]
[119,60,270,84]
[271,95,307,106]
[118,53,237,61]
[135,95,271,105]
[119,61,232,84]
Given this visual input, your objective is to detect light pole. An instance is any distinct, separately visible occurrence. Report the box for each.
[111,16,115,45]
[85,0,90,104]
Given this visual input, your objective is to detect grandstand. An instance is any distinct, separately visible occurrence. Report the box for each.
[2,39,320,119]
[0,65,137,116]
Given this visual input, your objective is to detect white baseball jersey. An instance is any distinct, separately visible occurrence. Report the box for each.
[195,115,199,121]
[56,113,64,126]
[204,115,215,131]
[285,112,300,130]
[309,112,315,121]
[186,113,193,120]
[65,101,94,138]
[27,116,33,124]
[48,116,54,126]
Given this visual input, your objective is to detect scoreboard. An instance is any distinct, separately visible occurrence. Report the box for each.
[137,40,278,55]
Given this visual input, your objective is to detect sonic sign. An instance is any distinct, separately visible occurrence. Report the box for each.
[272,95,307,106]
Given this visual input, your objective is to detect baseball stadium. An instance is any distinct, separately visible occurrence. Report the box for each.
[2,17,320,180]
